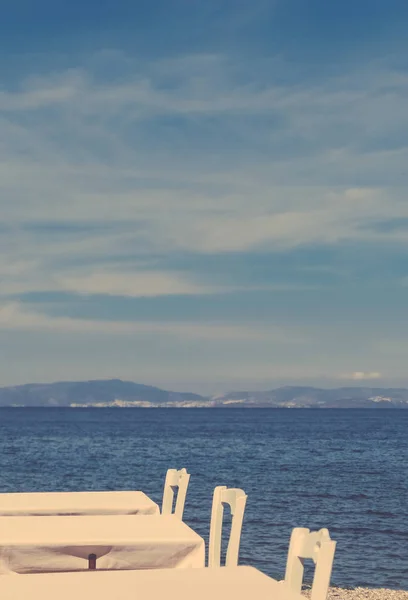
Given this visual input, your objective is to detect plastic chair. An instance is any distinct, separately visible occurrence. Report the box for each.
[208,486,247,568]
[161,468,190,519]
[283,527,336,600]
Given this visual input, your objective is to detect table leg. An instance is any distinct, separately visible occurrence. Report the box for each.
[88,554,97,570]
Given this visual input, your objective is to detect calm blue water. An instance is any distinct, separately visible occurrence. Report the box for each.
[0,408,407,589]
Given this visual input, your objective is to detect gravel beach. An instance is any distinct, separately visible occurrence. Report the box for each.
[304,588,408,599]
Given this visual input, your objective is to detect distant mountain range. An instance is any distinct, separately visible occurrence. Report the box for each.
[1,379,408,408]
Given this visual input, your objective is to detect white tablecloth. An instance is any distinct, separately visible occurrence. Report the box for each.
[0,491,159,517]
[0,566,304,600]
[0,514,205,574]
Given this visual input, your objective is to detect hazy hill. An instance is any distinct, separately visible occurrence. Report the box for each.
[0,379,207,407]
[0,380,408,407]
[211,386,408,408]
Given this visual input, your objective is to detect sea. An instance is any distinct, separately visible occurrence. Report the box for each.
[0,408,407,589]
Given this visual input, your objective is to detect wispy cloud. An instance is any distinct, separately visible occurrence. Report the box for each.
[0,301,305,343]
[58,270,226,297]
[342,371,382,381]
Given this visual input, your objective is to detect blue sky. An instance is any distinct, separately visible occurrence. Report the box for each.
[1,0,408,393]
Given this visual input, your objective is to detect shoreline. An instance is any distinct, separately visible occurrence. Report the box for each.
[305,588,408,599]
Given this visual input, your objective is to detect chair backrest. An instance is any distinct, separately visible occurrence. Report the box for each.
[208,486,247,568]
[161,468,190,519]
[284,528,336,600]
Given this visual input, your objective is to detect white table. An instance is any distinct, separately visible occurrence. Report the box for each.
[0,514,205,574]
[0,491,160,516]
[0,566,304,600]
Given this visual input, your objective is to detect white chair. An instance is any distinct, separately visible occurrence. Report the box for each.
[283,527,336,600]
[161,468,190,519]
[208,486,247,568]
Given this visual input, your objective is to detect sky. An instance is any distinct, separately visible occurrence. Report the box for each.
[1,0,408,394]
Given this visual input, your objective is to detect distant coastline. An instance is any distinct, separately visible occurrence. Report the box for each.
[1,379,408,408]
